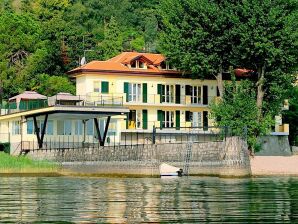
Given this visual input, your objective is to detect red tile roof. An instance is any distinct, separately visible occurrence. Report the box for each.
[68,52,178,76]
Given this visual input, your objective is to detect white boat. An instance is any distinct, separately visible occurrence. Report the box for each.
[159,163,183,177]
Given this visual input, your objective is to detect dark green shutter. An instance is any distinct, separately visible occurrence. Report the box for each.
[157,84,163,103]
[157,110,164,129]
[142,110,148,129]
[185,111,190,122]
[124,82,129,102]
[143,83,147,103]
[101,81,109,93]
[203,111,208,131]
[176,110,180,130]
[203,85,208,105]
[157,84,162,95]
[185,85,192,95]
[175,85,181,104]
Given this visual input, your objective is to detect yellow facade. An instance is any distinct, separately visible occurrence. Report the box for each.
[75,73,218,132]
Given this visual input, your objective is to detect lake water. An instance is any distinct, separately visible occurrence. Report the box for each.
[0,177,298,223]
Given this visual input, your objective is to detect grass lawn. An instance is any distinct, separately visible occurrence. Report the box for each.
[0,152,60,173]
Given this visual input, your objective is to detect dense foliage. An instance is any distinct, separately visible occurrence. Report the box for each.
[159,0,298,144]
[0,0,159,98]
[210,78,273,150]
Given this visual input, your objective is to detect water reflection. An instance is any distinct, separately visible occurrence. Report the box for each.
[0,177,298,223]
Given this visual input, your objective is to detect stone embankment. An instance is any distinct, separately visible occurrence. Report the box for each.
[28,136,251,177]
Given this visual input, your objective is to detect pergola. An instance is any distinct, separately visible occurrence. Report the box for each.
[0,105,129,149]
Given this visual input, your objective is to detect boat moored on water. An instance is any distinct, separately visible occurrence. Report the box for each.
[159,163,183,177]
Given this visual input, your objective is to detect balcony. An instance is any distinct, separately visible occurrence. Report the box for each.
[123,93,218,107]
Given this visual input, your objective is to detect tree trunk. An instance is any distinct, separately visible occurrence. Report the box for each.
[256,65,265,119]
[216,66,224,98]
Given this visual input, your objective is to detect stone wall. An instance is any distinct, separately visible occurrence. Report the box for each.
[28,136,251,177]
[256,136,291,156]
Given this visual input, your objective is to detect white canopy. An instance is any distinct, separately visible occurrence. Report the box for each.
[9,91,47,102]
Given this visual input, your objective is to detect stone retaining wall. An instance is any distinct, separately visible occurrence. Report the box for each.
[28,136,251,177]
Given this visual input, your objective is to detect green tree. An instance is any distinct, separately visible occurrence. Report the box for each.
[210,78,273,150]
[229,0,298,118]
[0,11,48,98]
[33,73,75,96]
[159,0,235,96]
[99,16,123,60]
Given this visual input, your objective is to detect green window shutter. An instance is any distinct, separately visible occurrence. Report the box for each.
[142,110,148,129]
[185,85,192,95]
[101,81,109,93]
[143,83,148,103]
[157,110,165,129]
[176,110,180,130]
[157,84,162,95]
[175,85,181,104]
[203,111,208,131]
[124,82,129,102]
[157,84,164,103]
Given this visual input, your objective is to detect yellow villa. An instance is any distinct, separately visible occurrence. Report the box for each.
[68,52,219,133]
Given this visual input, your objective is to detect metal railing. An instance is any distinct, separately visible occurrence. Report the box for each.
[0,94,124,115]
[15,126,247,153]
[124,94,219,106]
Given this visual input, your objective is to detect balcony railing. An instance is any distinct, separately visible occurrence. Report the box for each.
[0,94,124,115]
[124,93,219,106]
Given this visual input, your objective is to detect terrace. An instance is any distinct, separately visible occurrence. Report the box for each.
[0,91,124,116]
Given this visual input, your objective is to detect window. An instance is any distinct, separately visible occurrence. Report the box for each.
[86,119,94,136]
[128,83,142,102]
[47,121,54,135]
[75,120,83,135]
[57,120,72,135]
[192,112,202,127]
[191,86,202,104]
[164,111,174,128]
[160,84,175,103]
[64,120,72,135]
[27,120,53,135]
[130,60,147,69]
[12,121,20,135]
[159,61,176,70]
[128,110,142,129]
[27,120,34,134]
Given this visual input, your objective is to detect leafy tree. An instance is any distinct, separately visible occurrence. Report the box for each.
[210,78,273,150]
[99,16,123,60]
[229,0,298,118]
[0,11,48,98]
[159,0,235,97]
[33,73,75,96]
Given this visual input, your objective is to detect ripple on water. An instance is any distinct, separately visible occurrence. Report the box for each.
[0,177,298,223]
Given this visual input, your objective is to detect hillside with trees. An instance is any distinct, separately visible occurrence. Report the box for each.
[0,0,159,98]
